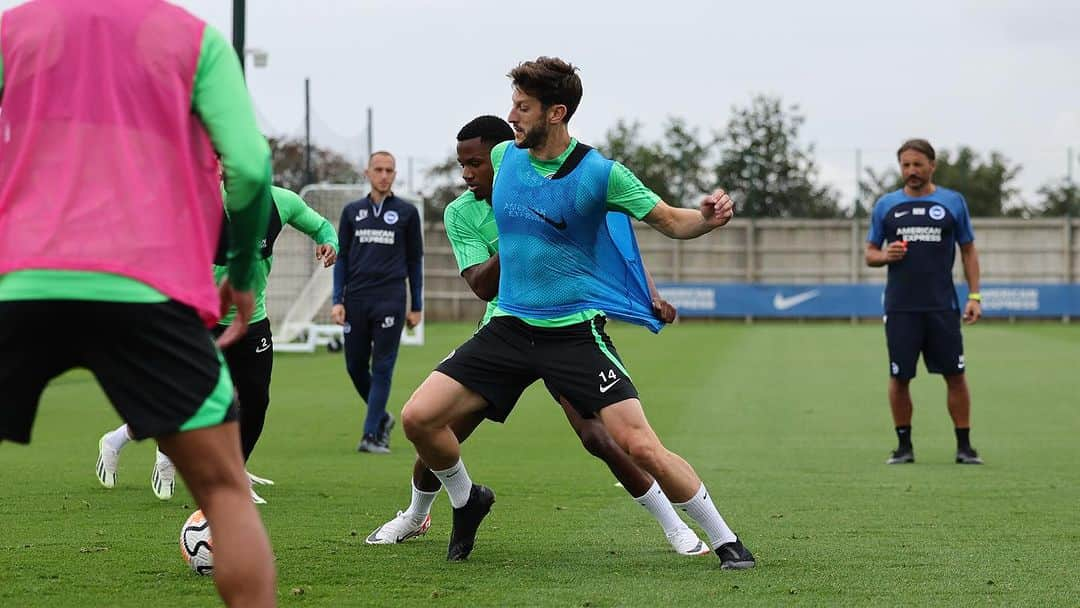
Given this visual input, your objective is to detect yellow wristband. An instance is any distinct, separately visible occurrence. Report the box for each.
[967,293,982,302]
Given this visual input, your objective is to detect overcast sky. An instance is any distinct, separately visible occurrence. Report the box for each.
[3,0,1079,206]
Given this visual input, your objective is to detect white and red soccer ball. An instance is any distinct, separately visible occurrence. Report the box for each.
[179,509,213,575]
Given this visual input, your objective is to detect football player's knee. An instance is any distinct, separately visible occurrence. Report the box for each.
[578,427,619,459]
[626,435,665,472]
[401,398,436,441]
[944,373,966,386]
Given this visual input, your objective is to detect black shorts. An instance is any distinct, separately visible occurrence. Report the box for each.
[0,300,236,444]
[435,315,638,423]
[212,318,273,409]
[884,310,965,380]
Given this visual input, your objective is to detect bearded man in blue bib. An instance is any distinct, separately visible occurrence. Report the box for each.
[400,57,756,570]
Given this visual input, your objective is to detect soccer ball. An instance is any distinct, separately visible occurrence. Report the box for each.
[180,509,213,575]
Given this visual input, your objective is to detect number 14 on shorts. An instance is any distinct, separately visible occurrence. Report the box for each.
[598,369,621,393]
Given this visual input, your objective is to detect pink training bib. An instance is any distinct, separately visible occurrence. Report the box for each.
[0,0,223,322]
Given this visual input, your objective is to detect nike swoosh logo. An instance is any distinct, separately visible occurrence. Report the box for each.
[599,378,622,393]
[528,207,567,230]
[894,211,910,217]
[255,343,271,353]
[772,290,821,311]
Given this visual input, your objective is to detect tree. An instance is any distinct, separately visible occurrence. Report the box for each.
[856,166,902,217]
[935,148,1022,216]
[860,146,1023,216]
[268,136,361,192]
[600,118,712,207]
[1032,179,1080,216]
[712,95,841,218]
[601,120,666,199]
[417,155,461,222]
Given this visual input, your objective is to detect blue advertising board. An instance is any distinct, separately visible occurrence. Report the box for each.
[655,283,1080,318]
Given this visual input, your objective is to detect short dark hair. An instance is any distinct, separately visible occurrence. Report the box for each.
[508,56,583,123]
[897,139,935,161]
[368,150,395,164]
[457,115,514,146]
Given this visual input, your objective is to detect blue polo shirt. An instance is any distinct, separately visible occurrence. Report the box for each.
[868,187,974,312]
[332,193,423,310]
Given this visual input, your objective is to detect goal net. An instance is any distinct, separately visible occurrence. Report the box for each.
[267,184,425,352]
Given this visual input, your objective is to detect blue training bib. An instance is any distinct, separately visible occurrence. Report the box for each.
[492,144,662,332]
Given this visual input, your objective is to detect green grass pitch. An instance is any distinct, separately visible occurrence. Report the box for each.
[1,322,1078,607]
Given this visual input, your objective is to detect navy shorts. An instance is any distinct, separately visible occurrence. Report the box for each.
[435,315,638,423]
[884,310,965,380]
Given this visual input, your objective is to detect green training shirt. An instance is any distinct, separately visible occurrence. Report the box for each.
[488,138,660,327]
[214,186,338,326]
[443,189,500,326]
[0,22,271,303]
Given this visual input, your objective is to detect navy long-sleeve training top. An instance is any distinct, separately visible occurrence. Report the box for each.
[332,193,423,311]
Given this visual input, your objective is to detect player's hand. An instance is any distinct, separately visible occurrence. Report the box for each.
[963,299,982,325]
[884,239,908,263]
[331,304,346,326]
[216,279,255,348]
[651,297,677,324]
[700,188,735,229]
[406,311,422,329]
[315,244,337,268]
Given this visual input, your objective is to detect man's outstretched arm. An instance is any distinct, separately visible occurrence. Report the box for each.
[642,190,735,240]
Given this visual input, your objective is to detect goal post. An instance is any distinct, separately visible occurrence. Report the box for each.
[267,184,424,353]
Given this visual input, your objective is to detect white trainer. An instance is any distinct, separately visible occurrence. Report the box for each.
[151,457,175,500]
[667,525,712,556]
[365,511,431,545]
[250,487,267,505]
[247,471,275,486]
[96,435,119,489]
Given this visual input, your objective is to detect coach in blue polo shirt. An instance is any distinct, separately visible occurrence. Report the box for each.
[866,138,984,466]
[332,151,423,454]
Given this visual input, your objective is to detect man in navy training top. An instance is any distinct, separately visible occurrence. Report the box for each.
[866,138,983,465]
[332,151,423,454]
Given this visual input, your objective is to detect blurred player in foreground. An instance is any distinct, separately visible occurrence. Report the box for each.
[0,0,276,605]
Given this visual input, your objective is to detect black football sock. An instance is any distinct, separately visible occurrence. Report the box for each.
[955,427,971,450]
[896,425,913,450]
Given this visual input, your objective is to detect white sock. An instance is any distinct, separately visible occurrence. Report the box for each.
[403,481,440,520]
[633,481,688,536]
[104,424,133,452]
[673,484,737,549]
[155,449,173,468]
[430,460,473,509]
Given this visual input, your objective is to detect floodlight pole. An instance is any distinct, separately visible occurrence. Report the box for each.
[232,0,246,74]
[366,107,373,162]
[305,78,313,187]
[854,148,863,212]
